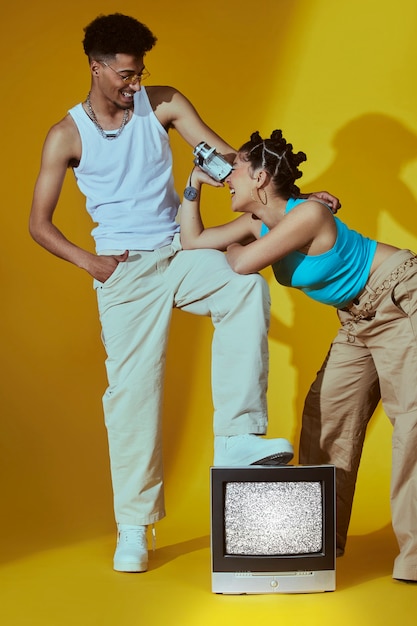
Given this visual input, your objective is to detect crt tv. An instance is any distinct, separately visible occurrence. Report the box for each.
[210,465,336,594]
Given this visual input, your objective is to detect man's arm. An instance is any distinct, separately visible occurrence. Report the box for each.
[147,86,235,157]
[29,117,128,283]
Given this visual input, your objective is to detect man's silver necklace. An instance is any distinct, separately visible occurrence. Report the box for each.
[85,93,129,140]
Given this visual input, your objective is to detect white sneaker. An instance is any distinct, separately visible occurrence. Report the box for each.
[214,434,293,466]
[113,524,148,572]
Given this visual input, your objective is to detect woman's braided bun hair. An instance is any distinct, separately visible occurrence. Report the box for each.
[239,130,307,198]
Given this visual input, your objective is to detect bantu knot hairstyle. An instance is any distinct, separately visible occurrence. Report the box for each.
[239,129,307,198]
[83,13,157,60]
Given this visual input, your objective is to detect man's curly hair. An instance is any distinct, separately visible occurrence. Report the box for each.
[83,13,157,60]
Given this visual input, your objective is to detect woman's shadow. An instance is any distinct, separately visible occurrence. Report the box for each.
[268,112,417,451]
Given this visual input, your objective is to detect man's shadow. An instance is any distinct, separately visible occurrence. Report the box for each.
[268,113,417,451]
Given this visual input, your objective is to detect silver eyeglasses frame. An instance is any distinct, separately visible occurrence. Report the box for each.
[100,61,150,84]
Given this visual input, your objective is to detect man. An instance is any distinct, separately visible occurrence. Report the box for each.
[29,13,296,573]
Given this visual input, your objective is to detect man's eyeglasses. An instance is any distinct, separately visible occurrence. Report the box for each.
[100,61,151,84]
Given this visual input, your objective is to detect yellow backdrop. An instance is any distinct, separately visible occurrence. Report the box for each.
[2,0,417,564]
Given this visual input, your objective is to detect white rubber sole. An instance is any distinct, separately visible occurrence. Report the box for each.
[113,558,148,573]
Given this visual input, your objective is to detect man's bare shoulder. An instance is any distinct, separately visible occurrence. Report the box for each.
[44,113,81,165]
[145,85,197,130]
[47,113,79,142]
[145,85,179,108]
[146,84,183,110]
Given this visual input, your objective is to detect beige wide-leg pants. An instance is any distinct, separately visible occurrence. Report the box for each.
[300,249,417,581]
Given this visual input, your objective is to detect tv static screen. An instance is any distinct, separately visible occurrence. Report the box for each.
[224,481,322,556]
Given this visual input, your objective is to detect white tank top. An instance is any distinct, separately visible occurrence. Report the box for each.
[69,88,180,252]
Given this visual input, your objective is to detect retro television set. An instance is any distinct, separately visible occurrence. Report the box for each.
[210,465,336,594]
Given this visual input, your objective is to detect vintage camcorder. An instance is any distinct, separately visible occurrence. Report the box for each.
[193,142,233,181]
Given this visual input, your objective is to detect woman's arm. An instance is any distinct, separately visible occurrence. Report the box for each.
[226,201,337,274]
[179,167,257,250]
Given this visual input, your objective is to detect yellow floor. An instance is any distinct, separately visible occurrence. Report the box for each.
[1,518,415,626]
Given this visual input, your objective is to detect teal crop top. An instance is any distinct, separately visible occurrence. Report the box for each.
[260,197,377,309]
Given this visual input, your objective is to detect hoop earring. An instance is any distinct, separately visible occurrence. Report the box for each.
[257,188,268,205]
[251,188,268,205]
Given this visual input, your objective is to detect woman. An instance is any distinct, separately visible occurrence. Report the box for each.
[180,130,417,583]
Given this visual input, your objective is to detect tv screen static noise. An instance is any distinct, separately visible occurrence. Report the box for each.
[210,465,336,594]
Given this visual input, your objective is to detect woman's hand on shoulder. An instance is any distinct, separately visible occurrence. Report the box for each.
[302,190,341,213]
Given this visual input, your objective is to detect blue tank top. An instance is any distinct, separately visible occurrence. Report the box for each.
[260,197,377,308]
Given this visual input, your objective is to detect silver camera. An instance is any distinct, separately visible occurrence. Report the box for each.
[193,142,233,181]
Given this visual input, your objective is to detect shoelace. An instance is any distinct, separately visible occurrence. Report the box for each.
[119,524,156,551]
[122,529,144,543]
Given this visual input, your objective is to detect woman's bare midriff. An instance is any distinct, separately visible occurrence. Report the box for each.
[369,242,400,276]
